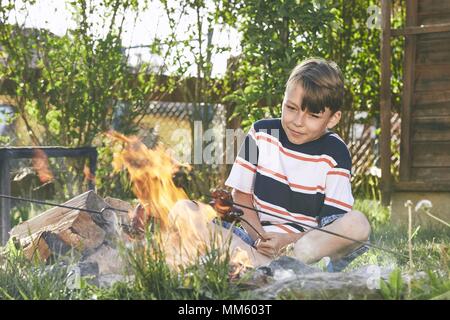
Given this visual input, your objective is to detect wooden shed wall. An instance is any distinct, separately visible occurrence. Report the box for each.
[403,0,450,184]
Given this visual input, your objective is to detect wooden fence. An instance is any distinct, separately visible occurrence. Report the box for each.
[350,113,401,198]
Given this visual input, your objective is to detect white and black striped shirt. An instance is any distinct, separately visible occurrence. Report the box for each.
[225,118,354,234]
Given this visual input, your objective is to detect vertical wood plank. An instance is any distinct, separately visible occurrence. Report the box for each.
[380,0,392,205]
[400,0,418,181]
[0,151,11,245]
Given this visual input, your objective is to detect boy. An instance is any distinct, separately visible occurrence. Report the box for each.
[225,58,371,271]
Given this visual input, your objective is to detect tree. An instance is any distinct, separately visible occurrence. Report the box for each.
[160,0,236,197]
[221,0,404,142]
[0,0,175,198]
[0,0,168,147]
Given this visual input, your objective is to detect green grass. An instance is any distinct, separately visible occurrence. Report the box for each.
[346,199,450,300]
[346,223,450,300]
[98,226,256,300]
[0,224,253,300]
[1,197,449,300]
[0,242,93,300]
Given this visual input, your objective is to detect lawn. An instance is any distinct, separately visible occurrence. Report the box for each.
[0,198,449,300]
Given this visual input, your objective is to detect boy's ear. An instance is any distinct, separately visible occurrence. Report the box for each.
[327,111,341,129]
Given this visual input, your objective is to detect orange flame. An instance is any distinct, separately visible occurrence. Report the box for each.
[32,149,53,183]
[109,131,221,268]
[109,131,190,229]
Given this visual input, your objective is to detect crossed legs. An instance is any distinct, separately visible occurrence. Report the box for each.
[293,210,371,264]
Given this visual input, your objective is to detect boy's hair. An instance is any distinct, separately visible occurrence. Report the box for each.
[286,58,344,114]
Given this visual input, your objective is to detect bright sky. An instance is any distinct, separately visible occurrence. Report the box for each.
[8,0,241,77]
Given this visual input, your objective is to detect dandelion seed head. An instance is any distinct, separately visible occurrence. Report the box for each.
[415,199,432,212]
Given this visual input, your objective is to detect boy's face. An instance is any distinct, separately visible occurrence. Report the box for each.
[281,84,341,145]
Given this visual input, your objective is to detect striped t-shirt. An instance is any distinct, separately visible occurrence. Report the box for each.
[225,118,354,234]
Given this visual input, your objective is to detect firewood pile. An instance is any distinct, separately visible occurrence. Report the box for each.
[7,190,135,286]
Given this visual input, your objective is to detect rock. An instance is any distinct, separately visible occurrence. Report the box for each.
[98,274,134,288]
[66,261,100,288]
[78,261,100,277]
[249,256,321,288]
[83,244,127,275]
[249,256,395,299]
[267,256,321,275]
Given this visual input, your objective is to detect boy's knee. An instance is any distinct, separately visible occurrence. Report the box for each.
[292,240,317,264]
[345,210,371,241]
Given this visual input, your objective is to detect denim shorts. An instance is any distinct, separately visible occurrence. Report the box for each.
[319,214,345,228]
[215,220,256,247]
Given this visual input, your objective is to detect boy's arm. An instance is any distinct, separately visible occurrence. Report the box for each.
[256,232,306,257]
[232,189,266,243]
[318,140,354,220]
[232,190,307,257]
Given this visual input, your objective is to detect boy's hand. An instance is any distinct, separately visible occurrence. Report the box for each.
[255,232,295,258]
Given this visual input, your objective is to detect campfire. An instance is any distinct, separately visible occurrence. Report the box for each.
[7,131,253,282]
[109,131,252,270]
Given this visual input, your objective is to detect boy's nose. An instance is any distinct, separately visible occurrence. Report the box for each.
[293,111,305,127]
